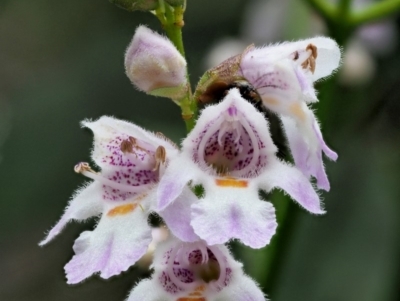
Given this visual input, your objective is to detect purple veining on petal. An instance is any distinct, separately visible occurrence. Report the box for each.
[159,242,232,296]
[159,271,182,294]
[98,134,159,201]
[192,107,268,177]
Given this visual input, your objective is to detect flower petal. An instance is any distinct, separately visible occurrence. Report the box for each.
[215,274,266,301]
[157,155,197,211]
[157,187,200,242]
[191,178,277,248]
[241,36,341,82]
[39,182,103,246]
[127,279,166,301]
[281,115,337,191]
[258,158,324,214]
[182,88,277,178]
[83,116,178,169]
[64,199,152,284]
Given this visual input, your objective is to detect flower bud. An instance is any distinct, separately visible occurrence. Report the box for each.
[125,26,188,100]
[109,0,158,12]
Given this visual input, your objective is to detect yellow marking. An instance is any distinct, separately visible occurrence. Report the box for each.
[215,177,248,188]
[289,103,306,122]
[177,285,206,300]
[107,203,137,217]
[262,96,279,106]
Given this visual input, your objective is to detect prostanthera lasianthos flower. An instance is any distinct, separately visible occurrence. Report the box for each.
[157,89,323,249]
[127,237,266,301]
[40,116,197,284]
[240,37,341,191]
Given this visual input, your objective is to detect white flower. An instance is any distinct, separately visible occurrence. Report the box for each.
[157,89,323,249]
[40,116,197,284]
[240,37,341,190]
[127,237,266,301]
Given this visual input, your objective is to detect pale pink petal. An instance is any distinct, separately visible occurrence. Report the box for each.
[191,178,277,248]
[39,182,103,246]
[156,155,197,211]
[258,158,324,214]
[281,115,337,191]
[215,274,266,301]
[65,200,152,284]
[127,279,166,301]
[83,116,178,169]
[157,187,199,242]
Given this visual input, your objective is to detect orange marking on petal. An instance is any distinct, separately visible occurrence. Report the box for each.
[289,103,306,122]
[215,177,248,188]
[177,286,206,300]
[262,96,279,106]
[107,203,137,217]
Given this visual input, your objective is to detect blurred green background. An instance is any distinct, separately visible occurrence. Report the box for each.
[1,0,400,300]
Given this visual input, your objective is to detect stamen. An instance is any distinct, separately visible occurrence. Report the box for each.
[120,137,136,153]
[74,162,152,193]
[300,44,318,74]
[153,146,167,172]
[306,43,318,59]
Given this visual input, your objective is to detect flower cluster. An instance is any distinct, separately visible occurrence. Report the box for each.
[41,25,340,300]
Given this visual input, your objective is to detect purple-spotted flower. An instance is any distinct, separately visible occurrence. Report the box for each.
[157,89,322,249]
[125,25,188,100]
[127,237,266,301]
[240,37,341,190]
[40,116,197,284]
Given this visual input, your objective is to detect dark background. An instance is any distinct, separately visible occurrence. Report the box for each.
[1,0,400,300]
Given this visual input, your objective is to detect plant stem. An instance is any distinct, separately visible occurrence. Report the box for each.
[155,1,196,132]
[349,0,400,26]
[302,0,336,22]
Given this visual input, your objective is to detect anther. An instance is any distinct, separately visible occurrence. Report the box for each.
[120,137,135,153]
[74,162,152,193]
[306,43,318,59]
[74,162,96,174]
[153,146,167,171]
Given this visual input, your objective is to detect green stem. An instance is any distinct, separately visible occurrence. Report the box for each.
[302,0,337,22]
[338,0,352,19]
[349,0,400,26]
[155,1,197,133]
[264,199,299,295]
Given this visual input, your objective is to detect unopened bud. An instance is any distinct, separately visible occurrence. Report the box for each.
[109,0,158,12]
[125,26,188,100]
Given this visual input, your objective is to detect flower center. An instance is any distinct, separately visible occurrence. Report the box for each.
[161,242,230,294]
[197,106,262,177]
[291,43,318,74]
